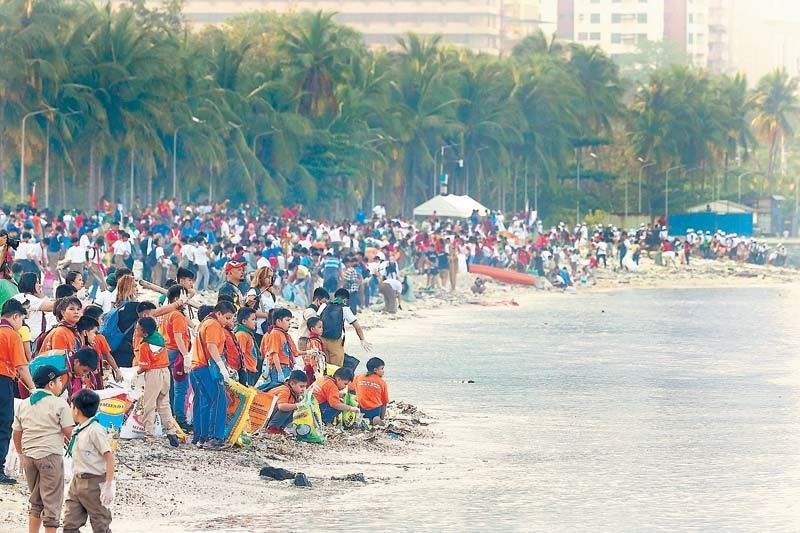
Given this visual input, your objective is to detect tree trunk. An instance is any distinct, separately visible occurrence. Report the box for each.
[88,142,96,208]
[59,164,66,209]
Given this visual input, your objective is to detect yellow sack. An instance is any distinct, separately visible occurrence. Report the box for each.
[224,379,257,446]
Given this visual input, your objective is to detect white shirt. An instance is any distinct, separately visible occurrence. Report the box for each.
[95,289,116,313]
[64,245,86,264]
[12,293,53,341]
[14,241,38,261]
[181,244,196,262]
[386,278,402,294]
[112,240,131,256]
[193,245,208,266]
[79,234,91,251]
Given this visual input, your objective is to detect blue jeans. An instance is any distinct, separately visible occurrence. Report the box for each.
[189,366,227,442]
[319,401,343,424]
[168,350,188,422]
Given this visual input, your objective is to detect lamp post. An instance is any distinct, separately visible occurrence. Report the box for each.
[44,110,80,209]
[665,164,682,226]
[363,135,396,207]
[437,144,457,197]
[637,157,655,214]
[172,116,204,198]
[736,171,760,205]
[576,150,597,226]
[20,107,54,200]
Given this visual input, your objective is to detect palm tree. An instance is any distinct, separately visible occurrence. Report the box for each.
[750,68,800,190]
[279,11,357,118]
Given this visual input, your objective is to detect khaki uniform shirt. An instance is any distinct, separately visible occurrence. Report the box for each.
[12,391,74,459]
[71,419,111,476]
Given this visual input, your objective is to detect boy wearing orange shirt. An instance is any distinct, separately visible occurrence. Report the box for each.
[0,299,34,485]
[160,286,192,430]
[312,367,358,424]
[190,300,235,450]
[356,357,390,425]
[259,308,297,388]
[39,296,82,353]
[136,317,179,448]
[233,307,260,387]
[264,370,307,434]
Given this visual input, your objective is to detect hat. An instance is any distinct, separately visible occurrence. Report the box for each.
[33,365,68,388]
[224,260,247,273]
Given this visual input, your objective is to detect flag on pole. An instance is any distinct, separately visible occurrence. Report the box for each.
[30,182,36,209]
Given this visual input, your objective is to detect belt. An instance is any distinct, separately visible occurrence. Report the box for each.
[75,472,105,479]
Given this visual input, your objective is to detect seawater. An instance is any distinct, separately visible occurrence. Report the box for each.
[330,286,800,532]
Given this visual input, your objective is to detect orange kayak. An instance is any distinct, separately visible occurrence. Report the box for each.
[468,263,537,286]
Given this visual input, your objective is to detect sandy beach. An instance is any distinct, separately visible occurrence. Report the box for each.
[2,256,799,532]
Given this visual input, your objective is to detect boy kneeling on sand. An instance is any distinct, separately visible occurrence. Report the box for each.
[264,370,308,434]
[13,364,73,533]
[312,367,359,424]
[62,388,115,533]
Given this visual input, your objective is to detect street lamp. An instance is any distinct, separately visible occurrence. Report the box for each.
[576,151,597,226]
[44,110,81,209]
[436,144,458,197]
[251,127,280,156]
[363,135,397,207]
[637,157,655,214]
[172,116,204,198]
[20,106,54,199]
[665,164,682,226]
[737,171,760,205]
[207,121,241,202]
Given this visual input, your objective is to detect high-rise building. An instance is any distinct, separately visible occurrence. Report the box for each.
[111,0,557,55]
[569,0,667,60]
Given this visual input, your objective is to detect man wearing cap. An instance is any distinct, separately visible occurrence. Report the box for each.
[12,364,74,533]
[218,260,254,309]
[0,298,34,484]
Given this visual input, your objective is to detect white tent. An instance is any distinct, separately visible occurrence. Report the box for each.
[412,195,490,218]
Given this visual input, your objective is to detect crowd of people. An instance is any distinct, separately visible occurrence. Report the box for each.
[0,197,793,532]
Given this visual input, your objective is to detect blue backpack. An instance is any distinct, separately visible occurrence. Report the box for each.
[99,304,136,351]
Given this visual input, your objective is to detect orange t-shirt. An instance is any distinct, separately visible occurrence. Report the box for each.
[41,325,80,353]
[260,328,293,368]
[355,373,389,410]
[313,376,342,407]
[131,329,143,366]
[192,319,226,369]
[234,330,258,373]
[265,383,297,408]
[138,341,170,371]
[0,325,26,379]
[161,311,190,352]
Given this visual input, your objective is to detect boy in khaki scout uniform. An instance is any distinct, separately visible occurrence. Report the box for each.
[12,364,74,533]
[62,388,115,533]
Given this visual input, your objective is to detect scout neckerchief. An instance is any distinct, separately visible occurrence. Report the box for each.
[65,417,98,457]
[29,388,52,406]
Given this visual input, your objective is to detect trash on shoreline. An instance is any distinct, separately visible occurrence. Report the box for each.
[259,466,296,481]
[331,473,367,483]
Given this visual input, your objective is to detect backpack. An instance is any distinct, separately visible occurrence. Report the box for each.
[99,304,137,352]
[320,302,345,340]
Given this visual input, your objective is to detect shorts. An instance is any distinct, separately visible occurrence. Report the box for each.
[360,406,383,420]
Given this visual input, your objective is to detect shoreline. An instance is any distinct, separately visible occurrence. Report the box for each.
[3,258,799,531]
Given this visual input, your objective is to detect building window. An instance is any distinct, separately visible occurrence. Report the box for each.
[638,33,648,42]
[611,13,622,23]
[578,32,588,41]
[590,32,601,40]
[591,0,600,3]
[611,33,621,44]
[688,13,694,23]
[637,13,647,23]
[578,13,585,21]
[590,13,600,23]
[688,33,694,44]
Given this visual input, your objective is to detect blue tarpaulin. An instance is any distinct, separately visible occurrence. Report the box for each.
[669,213,753,236]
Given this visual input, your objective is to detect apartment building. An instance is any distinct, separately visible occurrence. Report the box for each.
[112,0,547,55]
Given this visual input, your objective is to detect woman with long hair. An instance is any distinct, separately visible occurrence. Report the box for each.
[246,266,277,336]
